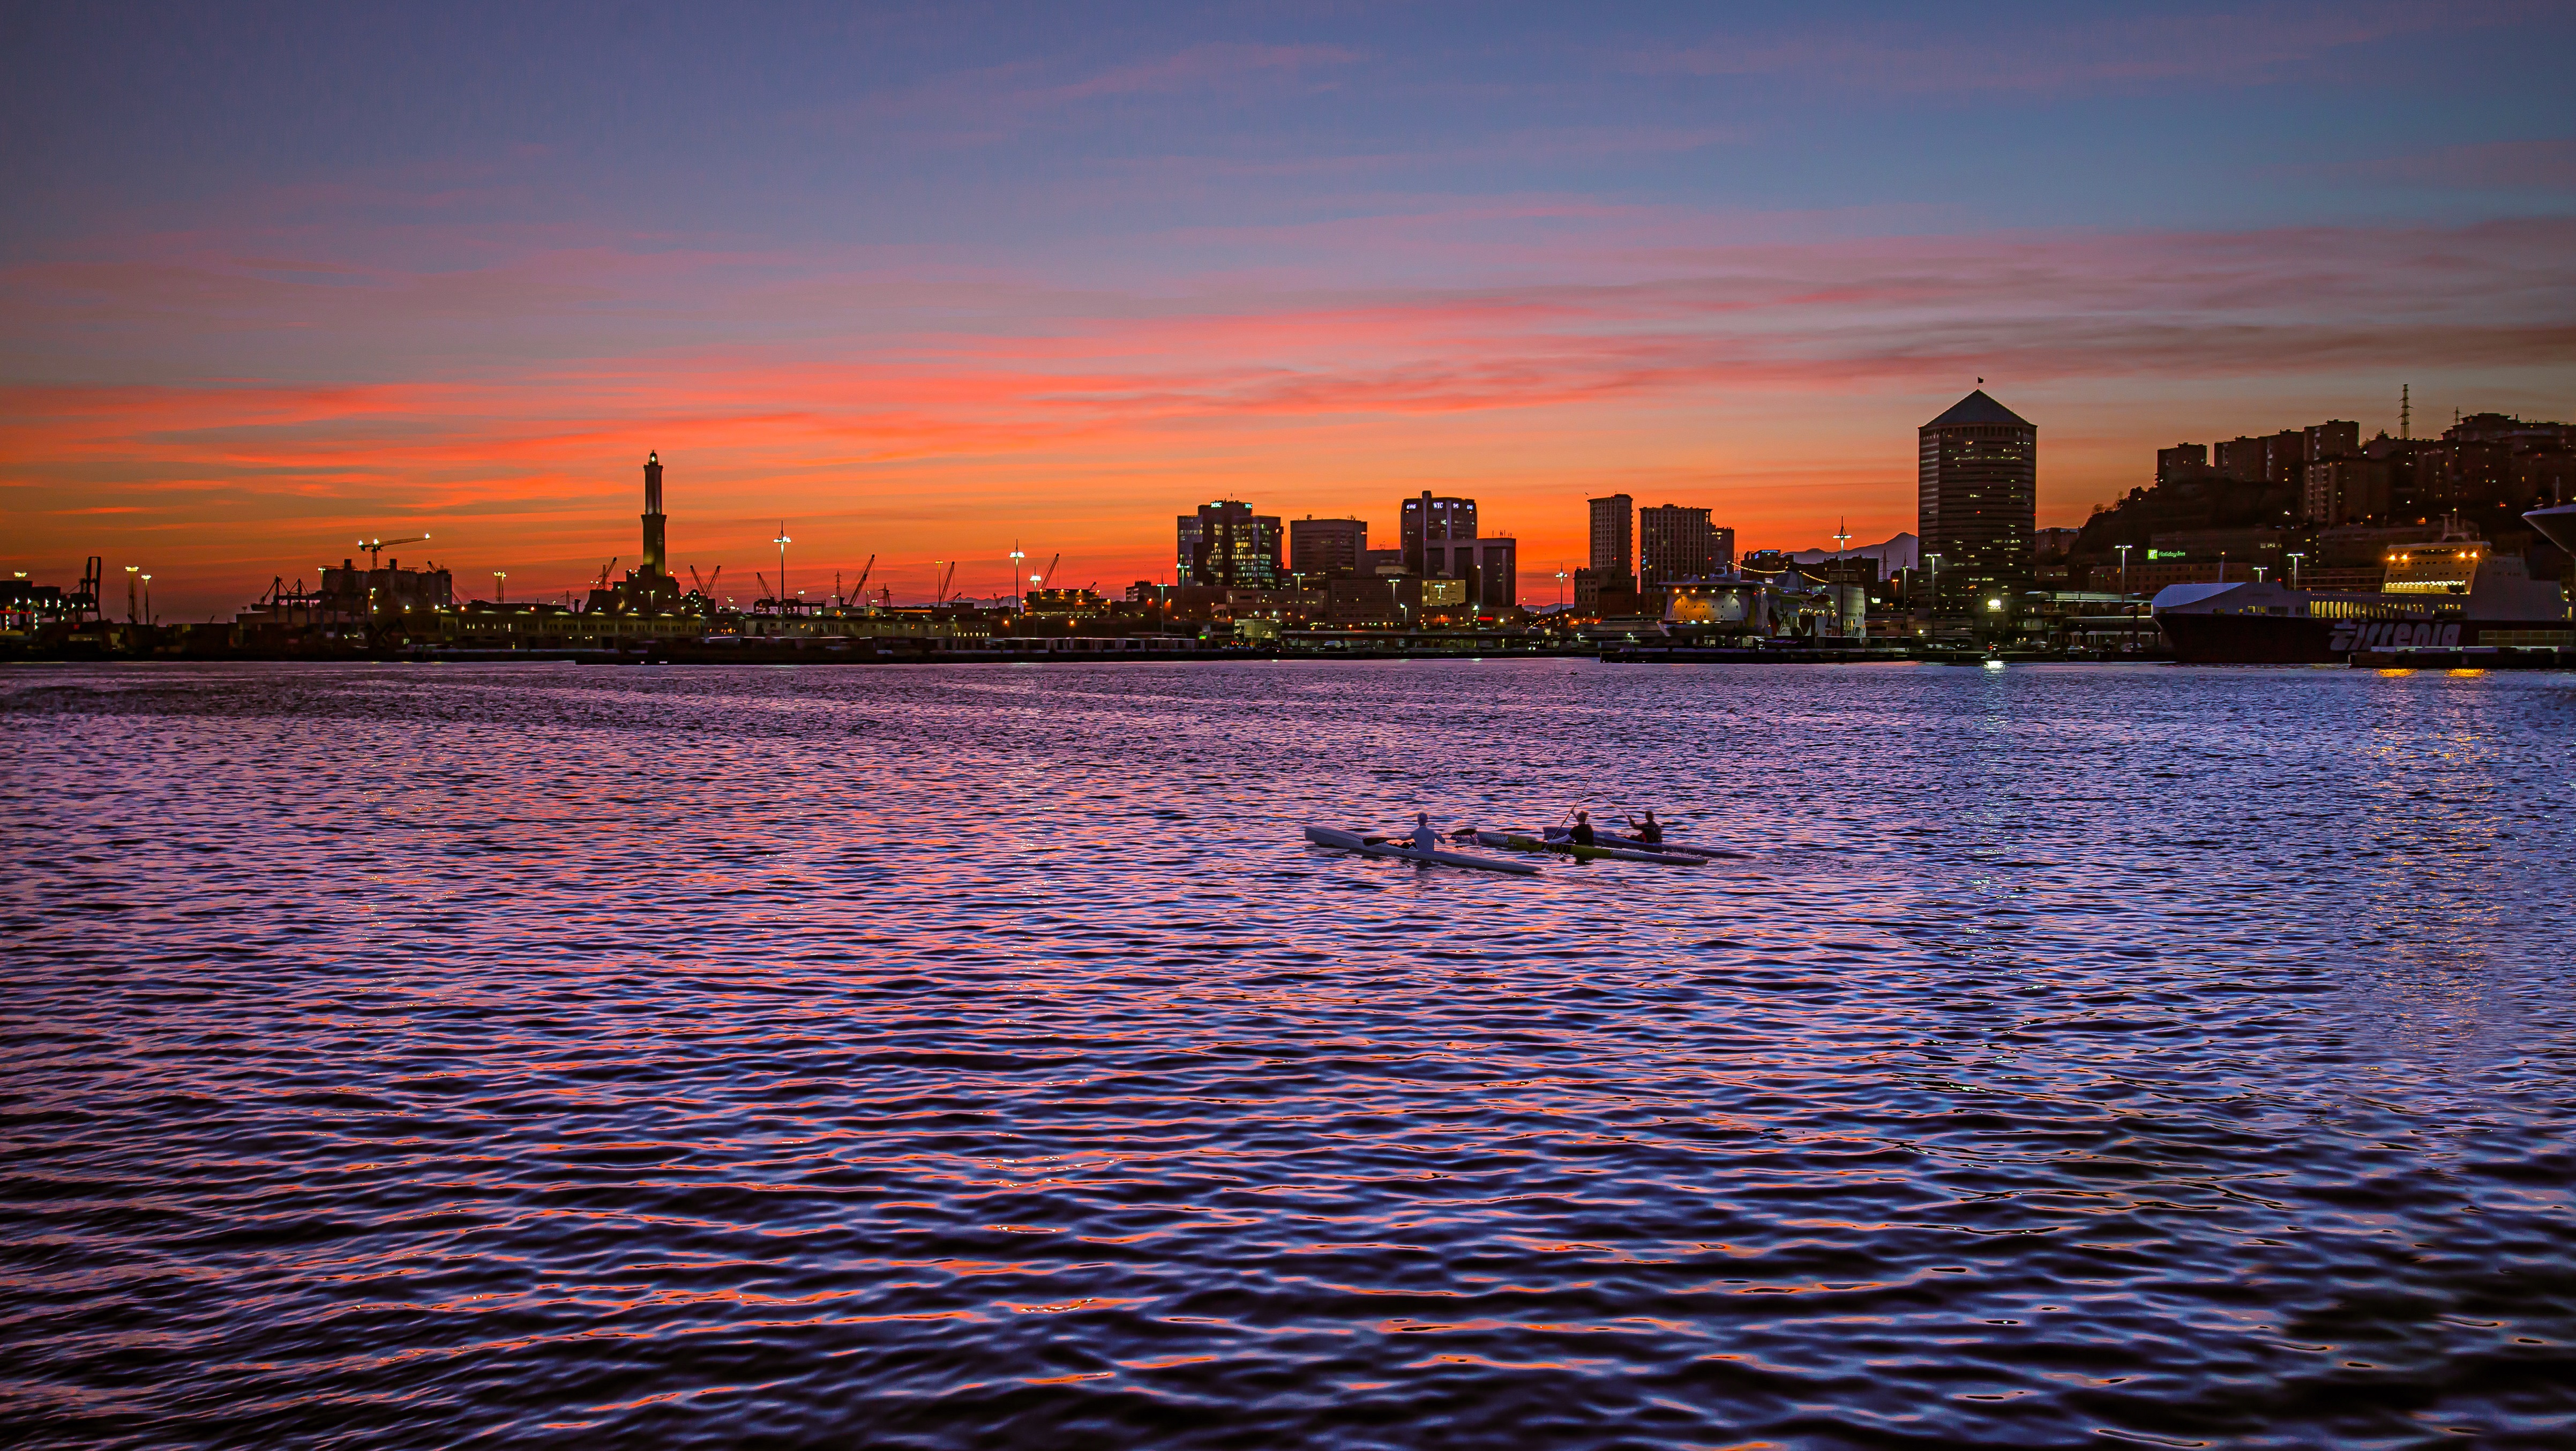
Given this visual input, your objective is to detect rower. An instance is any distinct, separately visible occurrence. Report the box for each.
[1627,810,1664,844]
[1569,811,1596,847]
[1411,812,1437,852]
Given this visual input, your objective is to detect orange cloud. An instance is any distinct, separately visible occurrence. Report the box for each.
[5,219,2572,614]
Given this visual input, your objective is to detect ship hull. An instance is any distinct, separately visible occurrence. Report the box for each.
[2159,610,2533,664]
[2156,611,2340,664]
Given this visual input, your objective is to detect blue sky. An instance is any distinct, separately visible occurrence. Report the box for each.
[5,1,2572,609]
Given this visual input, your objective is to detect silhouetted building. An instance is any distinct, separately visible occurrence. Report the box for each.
[1182,500,1283,588]
[1419,535,1517,611]
[2305,457,2393,525]
[594,452,685,614]
[1588,494,1633,580]
[1289,517,1367,577]
[1400,492,1477,574]
[1639,505,1729,585]
[642,451,668,577]
[1576,492,1635,613]
[2157,443,2210,485]
[320,557,453,616]
[1919,389,2036,607]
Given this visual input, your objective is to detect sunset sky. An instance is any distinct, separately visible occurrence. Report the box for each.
[4,1,2572,614]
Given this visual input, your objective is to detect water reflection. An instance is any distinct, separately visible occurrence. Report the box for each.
[2,661,2571,1447]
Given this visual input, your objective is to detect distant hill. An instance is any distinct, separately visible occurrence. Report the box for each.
[1785,532,1917,572]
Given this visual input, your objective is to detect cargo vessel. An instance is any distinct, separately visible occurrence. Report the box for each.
[2152,528,2571,664]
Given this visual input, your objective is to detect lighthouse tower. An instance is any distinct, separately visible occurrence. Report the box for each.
[642,451,668,578]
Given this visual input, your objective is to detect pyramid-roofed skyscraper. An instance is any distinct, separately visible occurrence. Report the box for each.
[1919,389,2036,608]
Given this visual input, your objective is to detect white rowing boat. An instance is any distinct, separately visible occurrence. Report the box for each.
[1303,825,1541,876]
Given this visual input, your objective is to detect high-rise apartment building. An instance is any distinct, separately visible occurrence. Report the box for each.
[1708,526,1736,575]
[1179,500,1283,588]
[1587,495,1633,580]
[1400,492,1477,574]
[1918,390,2036,606]
[1288,517,1367,578]
[1639,504,1718,585]
[2156,443,2210,485]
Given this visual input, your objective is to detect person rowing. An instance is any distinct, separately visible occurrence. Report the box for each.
[1626,810,1664,844]
[1411,811,1437,852]
[1569,810,1597,847]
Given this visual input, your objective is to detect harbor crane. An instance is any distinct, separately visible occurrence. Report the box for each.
[1039,553,1061,589]
[851,554,875,605]
[593,557,618,591]
[357,534,429,567]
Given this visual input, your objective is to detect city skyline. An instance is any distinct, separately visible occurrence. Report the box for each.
[5,2,2573,616]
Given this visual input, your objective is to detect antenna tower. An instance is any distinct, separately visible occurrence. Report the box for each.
[2400,384,2410,440]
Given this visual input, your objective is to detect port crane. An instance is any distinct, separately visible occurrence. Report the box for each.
[834,557,878,608]
[1039,553,1061,589]
[357,534,430,567]
[593,557,618,592]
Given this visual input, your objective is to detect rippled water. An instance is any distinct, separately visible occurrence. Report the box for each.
[5,660,2574,1448]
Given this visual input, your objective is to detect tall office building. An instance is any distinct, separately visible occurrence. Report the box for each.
[1918,389,2036,606]
[1400,492,1477,574]
[1639,504,1718,585]
[1288,517,1367,577]
[1587,495,1633,580]
[1180,500,1283,588]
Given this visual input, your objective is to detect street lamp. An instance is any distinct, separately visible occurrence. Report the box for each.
[2115,543,2131,600]
[141,574,152,624]
[773,523,792,614]
[2287,551,2305,590]
[125,565,139,625]
[493,570,507,604]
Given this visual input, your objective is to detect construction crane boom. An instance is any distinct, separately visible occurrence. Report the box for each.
[357,534,430,567]
[1040,552,1061,589]
[853,554,875,601]
[594,557,618,591]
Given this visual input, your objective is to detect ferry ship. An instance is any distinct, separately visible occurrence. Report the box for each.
[2152,526,2572,664]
